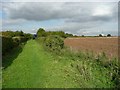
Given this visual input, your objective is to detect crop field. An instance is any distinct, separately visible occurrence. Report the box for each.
[64,37,119,58]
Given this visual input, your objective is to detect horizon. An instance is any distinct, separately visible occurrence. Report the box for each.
[1,29,118,37]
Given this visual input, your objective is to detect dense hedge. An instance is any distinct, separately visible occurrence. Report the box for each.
[2,36,14,55]
[12,36,28,43]
[1,30,32,55]
[2,36,28,55]
[44,35,64,53]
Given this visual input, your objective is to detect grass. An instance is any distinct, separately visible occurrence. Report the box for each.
[51,50,116,88]
[2,39,118,88]
[2,40,80,88]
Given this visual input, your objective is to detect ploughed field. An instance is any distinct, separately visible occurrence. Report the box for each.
[64,37,118,58]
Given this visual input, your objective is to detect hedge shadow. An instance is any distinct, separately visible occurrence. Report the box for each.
[2,43,26,69]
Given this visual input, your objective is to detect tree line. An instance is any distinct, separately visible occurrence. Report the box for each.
[37,28,112,38]
[36,28,73,38]
[2,30,32,39]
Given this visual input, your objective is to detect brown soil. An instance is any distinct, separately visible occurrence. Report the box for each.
[64,37,119,58]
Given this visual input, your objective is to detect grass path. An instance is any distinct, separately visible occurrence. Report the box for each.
[2,40,80,88]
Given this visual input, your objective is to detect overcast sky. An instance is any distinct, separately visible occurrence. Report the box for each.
[1,0,119,36]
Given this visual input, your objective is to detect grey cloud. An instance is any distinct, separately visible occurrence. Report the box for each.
[2,2,118,36]
[65,15,113,23]
[4,2,117,22]
[3,19,27,25]
[4,2,77,21]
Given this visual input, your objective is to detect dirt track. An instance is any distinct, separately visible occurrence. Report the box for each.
[64,37,118,58]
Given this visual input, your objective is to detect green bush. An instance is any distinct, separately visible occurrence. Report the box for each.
[19,37,28,43]
[37,28,47,37]
[2,36,14,55]
[44,35,64,53]
[12,36,27,43]
[36,37,46,44]
[2,36,28,55]
[12,37,20,47]
[1,31,31,55]
[108,59,120,88]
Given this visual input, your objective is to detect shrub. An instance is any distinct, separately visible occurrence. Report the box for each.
[107,34,111,37]
[44,35,64,53]
[2,36,28,55]
[12,36,27,44]
[36,37,46,44]
[108,59,120,88]
[99,34,103,37]
[37,28,47,37]
[12,37,21,47]
[2,36,14,55]
[82,35,84,37]
[20,37,28,43]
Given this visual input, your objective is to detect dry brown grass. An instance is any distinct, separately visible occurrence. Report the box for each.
[64,37,118,58]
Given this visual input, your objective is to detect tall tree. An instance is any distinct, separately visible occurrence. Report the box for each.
[37,28,46,37]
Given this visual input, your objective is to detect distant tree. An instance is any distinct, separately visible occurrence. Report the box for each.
[99,34,102,37]
[37,28,46,37]
[73,35,78,37]
[24,33,33,39]
[107,34,111,37]
[37,28,74,38]
[59,31,65,38]
[20,31,24,36]
[66,33,73,37]
[14,31,24,36]
[82,35,84,37]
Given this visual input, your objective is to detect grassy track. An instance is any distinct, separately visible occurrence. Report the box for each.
[2,40,80,88]
[2,40,115,88]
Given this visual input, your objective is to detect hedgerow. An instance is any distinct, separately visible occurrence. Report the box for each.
[1,30,32,55]
[44,35,64,54]
[2,36,14,55]
[2,36,28,55]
